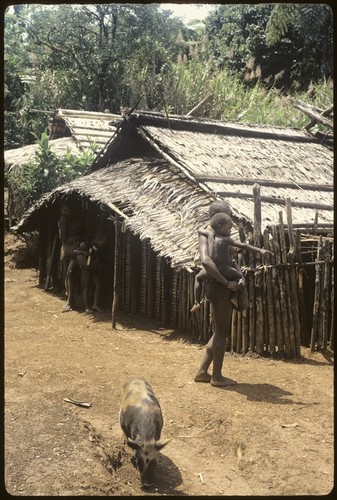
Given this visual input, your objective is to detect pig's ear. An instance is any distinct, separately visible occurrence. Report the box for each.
[155,438,171,450]
[127,438,141,450]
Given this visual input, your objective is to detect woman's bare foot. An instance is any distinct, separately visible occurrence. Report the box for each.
[62,303,72,313]
[85,308,93,314]
[194,372,212,383]
[190,303,201,313]
[211,376,237,387]
[92,305,102,312]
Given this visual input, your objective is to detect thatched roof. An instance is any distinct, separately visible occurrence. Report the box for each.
[12,157,216,268]
[100,111,334,230]
[4,137,82,175]
[5,109,121,174]
[49,108,120,149]
[13,110,333,269]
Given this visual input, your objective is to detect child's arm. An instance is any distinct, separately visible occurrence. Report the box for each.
[198,228,212,238]
[227,238,273,256]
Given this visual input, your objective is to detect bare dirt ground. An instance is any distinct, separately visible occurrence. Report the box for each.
[4,233,334,496]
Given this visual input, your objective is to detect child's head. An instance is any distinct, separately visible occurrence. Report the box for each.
[210,213,233,236]
[209,200,231,218]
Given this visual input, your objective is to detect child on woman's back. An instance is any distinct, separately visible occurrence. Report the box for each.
[191,213,272,311]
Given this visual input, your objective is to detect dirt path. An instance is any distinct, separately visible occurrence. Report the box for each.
[4,240,334,496]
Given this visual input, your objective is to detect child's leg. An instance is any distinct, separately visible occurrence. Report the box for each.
[191,269,207,312]
[224,267,240,309]
[92,272,102,312]
[230,289,239,308]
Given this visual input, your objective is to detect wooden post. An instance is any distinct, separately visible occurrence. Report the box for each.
[310,236,322,350]
[272,224,291,357]
[263,229,275,355]
[285,199,301,357]
[278,211,297,357]
[329,242,334,349]
[269,229,284,356]
[321,240,330,349]
[313,211,318,235]
[160,257,169,326]
[253,184,264,355]
[124,230,131,313]
[155,255,161,320]
[38,222,47,288]
[140,239,147,314]
[45,234,58,291]
[295,230,309,345]
[170,269,178,326]
[112,214,120,329]
[185,94,213,117]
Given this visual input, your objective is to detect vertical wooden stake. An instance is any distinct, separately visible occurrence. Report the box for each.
[285,198,301,357]
[253,183,264,356]
[329,242,334,349]
[112,213,120,329]
[310,236,322,350]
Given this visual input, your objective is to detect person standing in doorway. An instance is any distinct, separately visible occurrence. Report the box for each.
[58,203,81,312]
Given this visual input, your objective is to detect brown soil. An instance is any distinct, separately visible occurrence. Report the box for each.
[4,233,334,496]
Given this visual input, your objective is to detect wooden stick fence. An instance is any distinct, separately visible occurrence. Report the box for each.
[39,197,333,359]
[112,201,333,357]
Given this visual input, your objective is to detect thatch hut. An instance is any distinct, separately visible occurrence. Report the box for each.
[4,109,120,226]
[12,109,334,357]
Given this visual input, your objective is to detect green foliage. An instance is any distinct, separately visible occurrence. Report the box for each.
[4,3,334,149]
[6,132,98,218]
[205,3,333,91]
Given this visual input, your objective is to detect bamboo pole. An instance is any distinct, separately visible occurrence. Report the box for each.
[112,214,120,329]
